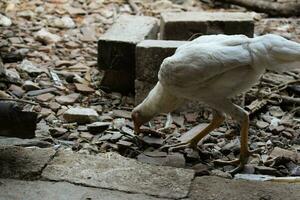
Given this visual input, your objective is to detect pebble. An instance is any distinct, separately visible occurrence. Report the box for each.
[55,93,80,105]
[22,80,40,91]
[19,59,45,75]
[35,28,61,44]
[74,83,95,94]
[256,120,269,129]
[63,107,99,124]
[36,93,55,102]
[0,14,12,26]
[87,122,111,134]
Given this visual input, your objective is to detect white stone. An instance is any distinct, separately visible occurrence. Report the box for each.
[0,14,12,27]
[63,107,99,124]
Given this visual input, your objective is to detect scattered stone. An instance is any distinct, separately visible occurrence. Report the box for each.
[116,140,133,147]
[49,16,76,29]
[26,87,57,97]
[50,127,68,137]
[112,110,131,119]
[63,107,99,124]
[211,169,232,179]
[142,136,164,147]
[80,132,94,140]
[0,14,12,27]
[35,28,61,44]
[256,120,269,129]
[0,137,52,148]
[255,166,282,176]
[22,80,40,91]
[55,93,80,105]
[8,84,25,97]
[74,83,95,94]
[18,59,44,75]
[221,138,240,155]
[87,122,111,134]
[36,93,55,102]
[49,101,61,112]
[0,146,56,179]
[269,106,285,117]
[192,163,210,176]
[270,147,299,163]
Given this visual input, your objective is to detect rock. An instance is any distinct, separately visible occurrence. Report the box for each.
[35,28,61,44]
[49,127,68,137]
[55,93,80,105]
[112,110,131,119]
[221,138,240,155]
[8,84,25,97]
[87,122,111,134]
[63,107,99,124]
[256,120,269,129]
[74,83,95,94]
[270,147,299,163]
[80,132,94,140]
[137,152,185,168]
[36,93,55,102]
[211,169,232,179]
[49,101,61,112]
[116,140,133,147]
[142,136,164,147]
[0,179,164,200]
[254,166,282,176]
[26,87,57,97]
[50,16,76,29]
[0,146,56,179]
[65,5,86,15]
[192,163,210,176]
[0,14,12,27]
[80,26,97,41]
[22,80,40,91]
[269,106,285,117]
[18,59,45,75]
[242,164,255,174]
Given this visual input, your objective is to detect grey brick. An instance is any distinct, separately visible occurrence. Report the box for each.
[160,12,254,40]
[98,15,159,93]
[135,40,187,104]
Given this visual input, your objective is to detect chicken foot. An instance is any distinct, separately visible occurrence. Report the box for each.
[161,111,225,151]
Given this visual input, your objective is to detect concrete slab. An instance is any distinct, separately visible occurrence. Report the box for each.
[0,179,166,200]
[0,146,56,179]
[160,12,254,40]
[42,150,194,199]
[189,176,300,200]
[98,14,158,93]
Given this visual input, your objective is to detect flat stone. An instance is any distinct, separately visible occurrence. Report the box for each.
[8,84,25,97]
[35,28,61,44]
[74,83,95,94]
[0,179,165,200]
[63,107,99,124]
[160,12,254,40]
[98,14,158,93]
[55,93,80,105]
[135,40,187,104]
[87,122,111,134]
[112,109,131,119]
[22,80,40,91]
[42,151,194,199]
[0,137,52,148]
[254,166,281,176]
[0,146,56,179]
[189,176,300,200]
[36,93,55,102]
[270,147,300,163]
[18,59,45,75]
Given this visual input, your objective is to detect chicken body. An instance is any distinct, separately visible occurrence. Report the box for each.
[132,34,300,173]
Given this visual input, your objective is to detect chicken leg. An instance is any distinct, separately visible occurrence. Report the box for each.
[214,101,260,174]
[161,110,225,151]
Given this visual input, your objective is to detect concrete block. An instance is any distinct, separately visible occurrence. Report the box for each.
[160,12,254,40]
[135,40,187,104]
[98,15,159,93]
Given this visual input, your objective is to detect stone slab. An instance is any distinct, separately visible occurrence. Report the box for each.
[160,12,254,40]
[189,176,300,200]
[0,179,166,200]
[0,146,56,179]
[42,150,194,199]
[135,40,187,104]
[98,14,159,93]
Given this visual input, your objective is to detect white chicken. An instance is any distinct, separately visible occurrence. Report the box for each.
[132,34,300,173]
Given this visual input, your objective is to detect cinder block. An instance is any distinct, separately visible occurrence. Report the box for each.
[98,15,159,93]
[160,12,254,40]
[135,40,187,104]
